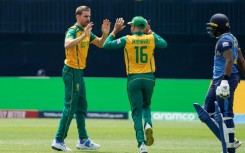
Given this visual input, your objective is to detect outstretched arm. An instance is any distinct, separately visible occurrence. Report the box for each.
[103,18,126,49]
[110,18,126,37]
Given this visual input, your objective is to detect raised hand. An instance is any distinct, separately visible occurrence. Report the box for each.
[84,22,94,36]
[113,18,126,34]
[101,19,111,35]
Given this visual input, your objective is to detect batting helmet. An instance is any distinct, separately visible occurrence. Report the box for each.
[206,13,230,38]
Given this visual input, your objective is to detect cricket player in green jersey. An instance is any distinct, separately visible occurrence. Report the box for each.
[103,17,167,153]
[51,6,111,151]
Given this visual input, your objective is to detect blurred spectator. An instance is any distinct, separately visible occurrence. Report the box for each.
[36,69,47,76]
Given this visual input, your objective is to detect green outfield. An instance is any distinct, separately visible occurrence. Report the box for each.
[0,119,244,153]
[0,77,209,112]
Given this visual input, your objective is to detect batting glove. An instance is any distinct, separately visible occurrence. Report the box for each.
[216,80,230,98]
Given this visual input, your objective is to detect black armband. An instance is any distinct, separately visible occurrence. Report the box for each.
[223,75,230,80]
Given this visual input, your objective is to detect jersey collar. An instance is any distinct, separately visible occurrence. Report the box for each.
[133,30,144,36]
[217,32,231,39]
[75,23,84,31]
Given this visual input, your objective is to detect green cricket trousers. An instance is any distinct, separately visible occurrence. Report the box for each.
[56,65,88,141]
[127,73,155,147]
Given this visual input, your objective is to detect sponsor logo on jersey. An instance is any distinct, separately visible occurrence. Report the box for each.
[116,39,121,44]
[222,42,229,47]
[80,41,90,48]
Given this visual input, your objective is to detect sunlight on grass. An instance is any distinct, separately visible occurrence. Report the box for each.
[0,119,244,153]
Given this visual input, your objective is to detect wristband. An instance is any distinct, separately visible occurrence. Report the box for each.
[223,75,230,80]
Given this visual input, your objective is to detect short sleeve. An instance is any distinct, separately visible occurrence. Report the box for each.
[65,28,76,39]
[90,32,97,42]
[218,38,232,53]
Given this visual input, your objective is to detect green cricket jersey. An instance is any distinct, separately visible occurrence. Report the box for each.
[103,31,167,75]
[64,23,97,69]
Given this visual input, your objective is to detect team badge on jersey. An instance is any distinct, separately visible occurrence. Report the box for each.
[222,42,229,47]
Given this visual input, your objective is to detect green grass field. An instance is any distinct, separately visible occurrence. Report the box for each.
[0,119,244,153]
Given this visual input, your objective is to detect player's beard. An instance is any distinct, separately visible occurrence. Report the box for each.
[82,20,90,28]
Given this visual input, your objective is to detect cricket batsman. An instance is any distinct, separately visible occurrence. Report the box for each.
[194,13,245,153]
